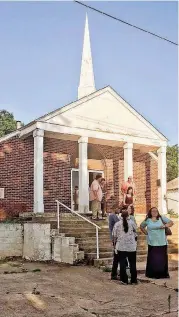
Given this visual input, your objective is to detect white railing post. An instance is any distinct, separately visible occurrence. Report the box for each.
[55,200,100,259]
[96,227,99,260]
[57,201,60,234]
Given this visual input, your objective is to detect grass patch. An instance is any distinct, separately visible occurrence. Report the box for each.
[102,266,112,273]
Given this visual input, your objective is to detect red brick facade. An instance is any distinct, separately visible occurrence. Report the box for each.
[0,135,158,216]
[0,136,34,217]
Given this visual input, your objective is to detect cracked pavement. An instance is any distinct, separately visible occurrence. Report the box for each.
[0,261,178,317]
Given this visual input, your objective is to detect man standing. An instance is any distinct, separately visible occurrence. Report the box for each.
[89,174,103,220]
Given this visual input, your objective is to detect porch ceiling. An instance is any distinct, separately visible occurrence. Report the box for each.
[44,131,158,152]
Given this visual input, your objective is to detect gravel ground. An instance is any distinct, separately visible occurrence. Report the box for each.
[0,260,178,317]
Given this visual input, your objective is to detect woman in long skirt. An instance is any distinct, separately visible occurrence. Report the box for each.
[140,207,173,279]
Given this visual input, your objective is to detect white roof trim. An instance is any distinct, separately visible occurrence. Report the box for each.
[148,151,158,161]
[33,121,166,147]
[1,86,168,143]
[19,122,38,138]
[37,86,167,142]
[0,130,20,143]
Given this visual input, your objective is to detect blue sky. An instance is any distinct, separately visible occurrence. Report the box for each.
[0,1,178,144]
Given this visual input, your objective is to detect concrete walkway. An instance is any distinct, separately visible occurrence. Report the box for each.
[0,260,178,317]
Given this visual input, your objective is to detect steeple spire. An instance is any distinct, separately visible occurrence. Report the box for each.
[78,14,96,99]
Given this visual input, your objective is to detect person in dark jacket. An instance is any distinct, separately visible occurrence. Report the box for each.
[109,202,120,280]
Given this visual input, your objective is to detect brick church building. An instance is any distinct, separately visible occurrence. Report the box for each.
[0,14,167,218]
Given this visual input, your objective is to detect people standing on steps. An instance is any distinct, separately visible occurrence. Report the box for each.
[112,209,138,285]
[140,207,173,279]
[121,176,136,199]
[108,202,120,280]
[89,174,103,220]
[73,186,79,211]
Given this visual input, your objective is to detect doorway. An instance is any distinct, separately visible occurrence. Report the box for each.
[71,169,104,211]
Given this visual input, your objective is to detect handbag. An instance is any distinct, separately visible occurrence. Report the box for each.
[160,216,172,236]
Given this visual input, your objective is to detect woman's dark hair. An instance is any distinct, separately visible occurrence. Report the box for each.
[145,207,161,220]
[121,210,129,233]
[127,186,133,196]
[119,205,128,214]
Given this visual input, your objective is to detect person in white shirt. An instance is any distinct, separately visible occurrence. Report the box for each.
[89,174,103,220]
[112,209,137,285]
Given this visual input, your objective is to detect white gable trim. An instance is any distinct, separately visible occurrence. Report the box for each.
[0,130,20,143]
[37,86,167,142]
[38,87,107,122]
[149,151,158,161]
[20,121,166,147]
[106,87,167,141]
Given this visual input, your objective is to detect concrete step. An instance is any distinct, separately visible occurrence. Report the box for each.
[79,245,178,255]
[75,251,85,261]
[85,252,147,261]
[86,251,113,260]
[59,227,109,233]
[93,255,146,267]
[59,232,110,238]
[94,253,179,267]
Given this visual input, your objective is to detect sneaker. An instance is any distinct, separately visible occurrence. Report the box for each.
[120,281,128,285]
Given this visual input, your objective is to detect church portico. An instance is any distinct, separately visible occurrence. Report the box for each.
[0,13,168,219]
[27,122,166,215]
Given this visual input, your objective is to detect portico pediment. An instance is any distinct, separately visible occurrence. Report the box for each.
[42,86,167,142]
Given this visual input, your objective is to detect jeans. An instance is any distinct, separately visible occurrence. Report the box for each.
[118,251,137,284]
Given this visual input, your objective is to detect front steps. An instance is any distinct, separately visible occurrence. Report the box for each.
[55,213,179,266]
[24,212,178,267]
[52,234,84,264]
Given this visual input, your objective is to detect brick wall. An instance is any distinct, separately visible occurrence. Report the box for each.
[44,137,77,212]
[0,135,158,215]
[0,136,34,215]
[91,144,158,213]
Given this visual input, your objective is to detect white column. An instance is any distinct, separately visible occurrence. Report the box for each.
[33,129,44,213]
[78,136,89,213]
[123,142,133,180]
[157,146,167,214]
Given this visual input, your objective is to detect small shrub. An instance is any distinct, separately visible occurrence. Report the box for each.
[168,209,179,218]
[102,266,112,272]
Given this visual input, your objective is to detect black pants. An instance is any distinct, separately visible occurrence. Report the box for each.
[111,251,119,278]
[111,251,128,278]
[101,202,105,217]
[118,251,137,284]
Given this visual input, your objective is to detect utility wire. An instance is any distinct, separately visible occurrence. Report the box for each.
[74,1,178,46]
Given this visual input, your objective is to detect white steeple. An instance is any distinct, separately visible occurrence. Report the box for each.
[78,14,96,99]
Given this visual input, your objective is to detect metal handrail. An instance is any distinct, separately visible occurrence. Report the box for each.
[55,200,101,259]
